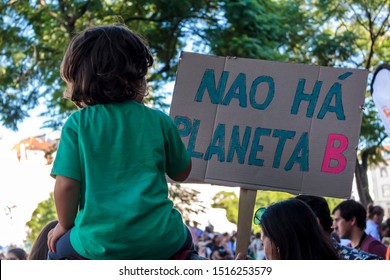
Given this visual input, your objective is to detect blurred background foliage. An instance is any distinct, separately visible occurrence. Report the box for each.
[2,0,390,241]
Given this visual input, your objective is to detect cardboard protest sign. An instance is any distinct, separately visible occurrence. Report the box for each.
[371,64,390,138]
[170,52,368,198]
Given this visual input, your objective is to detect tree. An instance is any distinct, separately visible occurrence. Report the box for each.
[25,193,57,244]
[168,183,206,221]
[211,190,239,224]
[212,189,343,227]
[202,0,390,206]
[212,190,294,225]
[202,0,359,65]
[314,0,390,206]
[0,0,219,130]
[4,0,390,207]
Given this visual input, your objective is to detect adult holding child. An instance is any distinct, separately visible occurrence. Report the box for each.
[30,220,59,260]
[47,25,193,260]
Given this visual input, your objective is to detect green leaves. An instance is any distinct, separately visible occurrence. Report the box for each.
[169,183,206,221]
[212,191,239,224]
[2,1,390,207]
[0,0,219,130]
[25,193,57,244]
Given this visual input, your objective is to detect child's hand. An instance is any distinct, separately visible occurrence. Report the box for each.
[47,223,68,253]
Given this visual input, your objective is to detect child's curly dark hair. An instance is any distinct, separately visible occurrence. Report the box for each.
[60,25,154,108]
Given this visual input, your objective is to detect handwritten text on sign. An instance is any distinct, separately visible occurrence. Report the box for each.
[170,52,368,198]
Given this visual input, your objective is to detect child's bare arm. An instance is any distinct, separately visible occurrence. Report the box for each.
[54,175,80,229]
[48,176,80,252]
[167,160,192,182]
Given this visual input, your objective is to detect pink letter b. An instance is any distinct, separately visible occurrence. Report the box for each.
[321,134,348,174]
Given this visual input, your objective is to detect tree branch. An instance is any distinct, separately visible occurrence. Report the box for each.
[57,0,92,35]
[39,0,59,19]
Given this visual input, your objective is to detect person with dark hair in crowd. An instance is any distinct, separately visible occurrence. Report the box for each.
[222,232,236,257]
[7,248,28,260]
[47,24,194,260]
[206,233,234,260]
[254,199,340,260]
[29,220,59,260]
[332,200,387,259]
[296,195,383,260]
[204,224,215,239]
[365,204,384,241]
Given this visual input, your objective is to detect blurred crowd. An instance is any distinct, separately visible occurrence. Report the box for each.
[187,221,264,260]
[1,200,389,260]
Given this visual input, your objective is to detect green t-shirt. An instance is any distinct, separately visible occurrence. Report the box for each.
[51,100,190,259]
